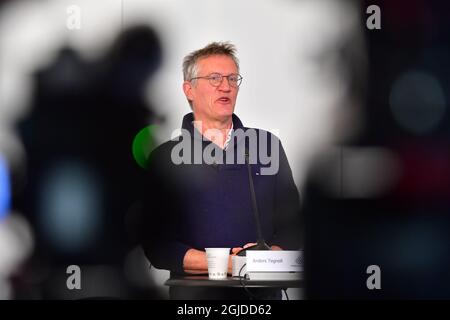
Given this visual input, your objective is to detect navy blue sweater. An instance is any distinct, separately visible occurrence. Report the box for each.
[141,113,302,274]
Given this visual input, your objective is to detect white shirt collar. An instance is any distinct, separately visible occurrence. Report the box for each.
[224,121,234,150]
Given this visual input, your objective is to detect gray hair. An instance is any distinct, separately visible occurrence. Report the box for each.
[183,42,239,81]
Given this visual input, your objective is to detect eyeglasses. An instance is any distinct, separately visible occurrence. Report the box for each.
[190,73,243,88]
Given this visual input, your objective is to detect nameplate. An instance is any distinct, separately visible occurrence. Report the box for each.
[246,250,303,272]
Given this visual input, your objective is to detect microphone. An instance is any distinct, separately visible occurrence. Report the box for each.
[237,150,271,257]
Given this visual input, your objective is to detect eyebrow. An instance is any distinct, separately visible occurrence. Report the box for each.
[207,72,238,75]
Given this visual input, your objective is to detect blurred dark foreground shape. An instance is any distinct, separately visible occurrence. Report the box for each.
[13,25,165,299]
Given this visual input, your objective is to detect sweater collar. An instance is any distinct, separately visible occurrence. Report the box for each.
[181,112,245,142]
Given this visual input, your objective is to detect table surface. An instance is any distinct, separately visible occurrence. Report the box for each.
[165,275,303,288]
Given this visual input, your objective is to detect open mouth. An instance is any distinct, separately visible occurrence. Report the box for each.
[217,97,231,104]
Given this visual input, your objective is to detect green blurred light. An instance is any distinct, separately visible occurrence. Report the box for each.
[132,125,157,169]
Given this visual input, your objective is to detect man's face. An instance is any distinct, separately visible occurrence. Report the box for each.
[184,55,239,122]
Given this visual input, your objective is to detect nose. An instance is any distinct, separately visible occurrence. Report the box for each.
[217,77,231,91]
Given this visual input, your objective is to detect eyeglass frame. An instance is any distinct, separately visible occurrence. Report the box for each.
[189,73,243,88]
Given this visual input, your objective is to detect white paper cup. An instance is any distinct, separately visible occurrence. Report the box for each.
[205,248,230,280]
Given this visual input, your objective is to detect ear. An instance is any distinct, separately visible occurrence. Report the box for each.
[183,81,194,103]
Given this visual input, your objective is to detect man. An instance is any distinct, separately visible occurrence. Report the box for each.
[141,42,302,299]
